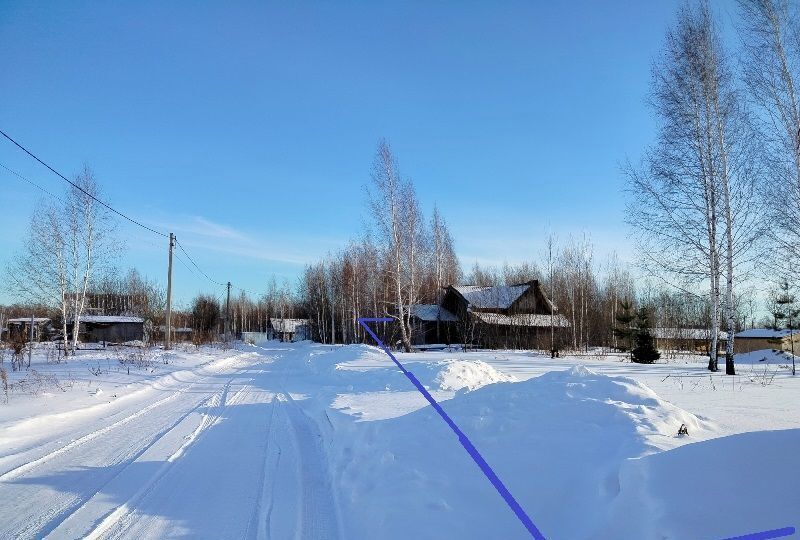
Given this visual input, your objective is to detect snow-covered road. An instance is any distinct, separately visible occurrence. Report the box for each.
[1,342,798,539]
[0,346,341,540]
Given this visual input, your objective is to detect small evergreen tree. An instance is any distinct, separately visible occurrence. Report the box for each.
[613,300,636,353]
[632,307,661,364]
[771,281,798,376]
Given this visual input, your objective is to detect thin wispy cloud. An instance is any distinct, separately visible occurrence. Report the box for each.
[154,214,344,267]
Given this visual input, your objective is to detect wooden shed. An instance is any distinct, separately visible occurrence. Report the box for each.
[3,317,56,342]
[652,328,728,354]
[734,328,800,354]
[70,315,146,344]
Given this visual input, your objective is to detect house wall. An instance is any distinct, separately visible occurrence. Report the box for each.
[735,335,800,354]
[83,322,144,343]
[409,320,459,345]
[6,322,55,342]
[472,321,565,350]
[655,337,728,354]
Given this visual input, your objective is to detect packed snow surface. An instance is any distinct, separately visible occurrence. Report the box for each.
[0,342,797,539]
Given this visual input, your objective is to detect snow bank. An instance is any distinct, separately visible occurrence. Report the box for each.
[604,428,800,539]
[306,345,516,393]
[331,365,713,539]
[431,360,517,391]
[735,348,797,366]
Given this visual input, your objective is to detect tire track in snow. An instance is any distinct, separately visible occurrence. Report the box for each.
[0,351,255,481]
[281,392,341,540]
[13,379,242,540]
[246,392,281,540]
[82,380,249,540]
[0,386,190,482]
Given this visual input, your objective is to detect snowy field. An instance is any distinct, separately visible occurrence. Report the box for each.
[0,342,797,539]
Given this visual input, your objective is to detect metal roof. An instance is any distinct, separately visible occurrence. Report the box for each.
[735,328,795,339]
[78,315,144,324]
[270,318,309,333]
[409,304,459,322]
[651,328,729,340]
[453,284,529,309]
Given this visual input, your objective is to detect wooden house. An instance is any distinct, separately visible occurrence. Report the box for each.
[439,280,570,349]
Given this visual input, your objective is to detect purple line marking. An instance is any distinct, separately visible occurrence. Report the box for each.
[359,318,796,540]
[358,317,546,540]
[722,527,795,540]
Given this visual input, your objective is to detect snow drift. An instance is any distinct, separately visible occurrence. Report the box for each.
[330,365,714,539]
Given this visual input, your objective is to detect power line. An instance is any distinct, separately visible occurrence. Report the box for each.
[0,161,64,202]
[0,128,168,238]
[175,238,227,287]
[173,250,202,281]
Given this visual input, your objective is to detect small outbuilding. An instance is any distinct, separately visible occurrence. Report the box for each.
[734,328,800,354]
[408,304,460,345]
[3,318,56,342]
[269,318,309,342]
[652,328,728,354]
[71,315,146,344]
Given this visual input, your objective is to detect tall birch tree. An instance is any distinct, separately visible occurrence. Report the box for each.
[626,2,758,373]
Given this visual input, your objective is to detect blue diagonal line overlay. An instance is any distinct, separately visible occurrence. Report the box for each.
[358,317,796,540]
[358,317,547,540]
[722,527,796,540]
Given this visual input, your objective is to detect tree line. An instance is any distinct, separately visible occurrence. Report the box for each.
[3,1,797,371]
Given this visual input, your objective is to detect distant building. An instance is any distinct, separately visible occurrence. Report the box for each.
[735,328,800,354]
[155,325,194,343]
[408,304,459,345]
[80,293,150,317]
[269,318,309,342]
[434,280,570,349]
[652,328,728,354]
[69,315,146,344]
[3,318,56,342]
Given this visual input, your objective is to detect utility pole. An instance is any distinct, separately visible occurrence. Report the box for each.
[225,281,231,340]
[165,233,175,350]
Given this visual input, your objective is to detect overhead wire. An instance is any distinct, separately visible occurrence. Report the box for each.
[0,128,168,237]
[175,238,227,288]
[1,129,258,297]
[0,161,64,202]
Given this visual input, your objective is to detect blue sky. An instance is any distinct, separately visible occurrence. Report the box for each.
[0,1,740,305]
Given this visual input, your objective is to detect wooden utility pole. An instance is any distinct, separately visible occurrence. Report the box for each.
[165,233,175,350]
[225,281,231,339]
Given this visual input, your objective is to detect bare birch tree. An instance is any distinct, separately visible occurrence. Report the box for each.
[6,166,114,355]
[626,2,758,373]
[367,139,427,351]
[739,0,800,276]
